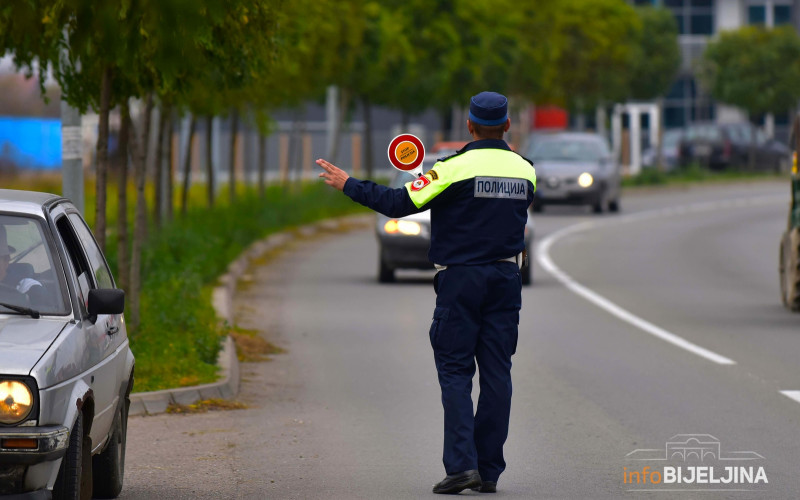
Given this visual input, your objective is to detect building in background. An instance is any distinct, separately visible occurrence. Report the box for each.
[633,0,799,141]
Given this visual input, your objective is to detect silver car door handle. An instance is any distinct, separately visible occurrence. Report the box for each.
[107,324,119,335]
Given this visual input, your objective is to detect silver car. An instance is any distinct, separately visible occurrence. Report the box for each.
[376,171,535,285]
[528,132,621,213]
[0,190,133,499]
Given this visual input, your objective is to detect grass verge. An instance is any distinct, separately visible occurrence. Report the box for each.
[1,174,367,392]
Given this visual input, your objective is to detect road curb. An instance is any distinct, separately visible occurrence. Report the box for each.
[129,212,372,416]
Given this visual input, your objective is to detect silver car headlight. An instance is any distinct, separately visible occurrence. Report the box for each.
[384,220,422,236]
[0,381,34,424]
[577,172,594,188]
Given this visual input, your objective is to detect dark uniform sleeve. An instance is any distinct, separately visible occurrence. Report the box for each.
[342,177,422,218]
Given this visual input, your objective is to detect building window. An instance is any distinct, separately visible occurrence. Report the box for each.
[663,0,714,35]
[691,13,714,34]
[748,5,766,25]
[774,5,792,25]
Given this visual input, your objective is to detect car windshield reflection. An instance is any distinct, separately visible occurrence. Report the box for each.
[530,139,607,162]
[0,215,68,315]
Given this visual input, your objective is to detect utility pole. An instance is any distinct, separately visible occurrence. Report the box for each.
[61,101,84,213]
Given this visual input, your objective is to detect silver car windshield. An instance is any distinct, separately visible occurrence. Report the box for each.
[530,139,608,162]
[0,215,68,315]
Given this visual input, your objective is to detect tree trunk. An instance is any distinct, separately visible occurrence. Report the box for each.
[330,88,350,164]
[94,66,112,252]
[181,115,197,215]
[117,103,131,293]
[206,115,214,208]
[229,108,239,202]
[749,116,757,171]
[129,94,154,330]
[154,105,169,229]
[363,97,374,179]
[166,111,174,221]
[258,132,267,198]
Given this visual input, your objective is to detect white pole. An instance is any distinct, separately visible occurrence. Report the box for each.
[630,105,642,175]
[611,105,623,163]
[648,104,659,149]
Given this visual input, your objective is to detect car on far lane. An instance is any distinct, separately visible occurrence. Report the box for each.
[376,164,535,285]
[528,132,621,213]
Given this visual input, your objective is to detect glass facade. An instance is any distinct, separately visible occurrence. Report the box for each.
[775,4,792,24]
[664,76,715,128]
[661,0,714,34]
[748,5,767,24]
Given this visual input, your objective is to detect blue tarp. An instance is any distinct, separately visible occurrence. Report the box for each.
[0,117,62,170]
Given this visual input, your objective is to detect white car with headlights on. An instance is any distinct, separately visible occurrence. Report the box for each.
[375,174,535,285]
[528,132,621,214]
[0,190,133,500]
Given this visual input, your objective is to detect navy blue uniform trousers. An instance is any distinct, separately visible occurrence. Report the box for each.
[430,261,521,482]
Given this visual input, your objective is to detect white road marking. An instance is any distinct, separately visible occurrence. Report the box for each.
[535,195,784,366]
[779,391,800,404]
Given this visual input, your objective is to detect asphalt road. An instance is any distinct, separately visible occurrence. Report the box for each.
[121,180,800,499]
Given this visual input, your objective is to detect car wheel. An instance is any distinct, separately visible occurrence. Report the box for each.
[781,229,800,311]
[531,202,543,213]
[92,397,128,498]
[378,253,395,283]
[53,412,92,500]
[592,201,604,214]
[608,199,620,213]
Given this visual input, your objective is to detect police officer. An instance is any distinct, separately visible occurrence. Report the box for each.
[316,91,536,495]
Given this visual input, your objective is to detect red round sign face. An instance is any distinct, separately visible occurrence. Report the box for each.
[388,134,425,172]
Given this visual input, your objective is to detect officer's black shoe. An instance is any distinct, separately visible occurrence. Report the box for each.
[432,470,481,494]
[470,480,497,493]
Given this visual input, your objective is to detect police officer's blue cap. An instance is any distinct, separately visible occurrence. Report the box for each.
[469,91,508,126]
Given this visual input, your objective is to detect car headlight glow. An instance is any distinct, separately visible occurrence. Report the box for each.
[385,219,421,236]
[397,220,422,236]
[578,172,594,188]
[0,381,33,424]
[384,220,399,233]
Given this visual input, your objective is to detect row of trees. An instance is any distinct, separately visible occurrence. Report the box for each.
[0,0,682,327]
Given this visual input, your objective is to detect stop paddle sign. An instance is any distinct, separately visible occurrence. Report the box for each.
[388,134,425,178]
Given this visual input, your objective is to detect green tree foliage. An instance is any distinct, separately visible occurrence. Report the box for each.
[549,0,642,111]
[701,25,800,116]
[629,6,681,101]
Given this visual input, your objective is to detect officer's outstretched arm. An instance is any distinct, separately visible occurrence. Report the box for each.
[316,158,421,218]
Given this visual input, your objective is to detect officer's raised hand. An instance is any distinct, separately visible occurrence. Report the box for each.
[316,159,350,191]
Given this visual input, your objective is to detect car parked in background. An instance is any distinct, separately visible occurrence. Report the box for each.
[642,129,682,171]
[0,190,133,499]
[678,122,791,171]
[527,132,621,213]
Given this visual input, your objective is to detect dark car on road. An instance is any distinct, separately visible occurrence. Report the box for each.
[0,190,133,499]
[376,151,535,285]
[678,122,791,171]
[528,132,621,213]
